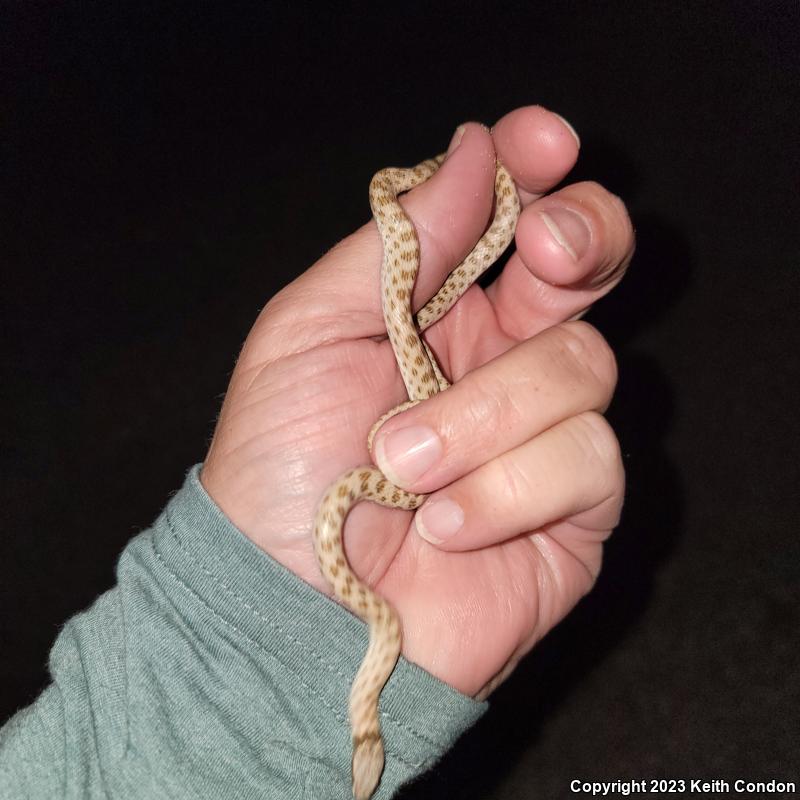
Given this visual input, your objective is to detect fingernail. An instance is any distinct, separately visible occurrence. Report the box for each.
[373,425,443,485]
[446,124,466,156]
[416,497,465,544]
[552,112,581,149]
[539,208,592,261]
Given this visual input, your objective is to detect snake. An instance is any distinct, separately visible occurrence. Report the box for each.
[312,145,521,799]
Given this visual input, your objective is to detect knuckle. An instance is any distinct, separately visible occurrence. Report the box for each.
[458,367,524,435]
[553,321,618,396]
[490,452,532,509]
[573,411,624,481]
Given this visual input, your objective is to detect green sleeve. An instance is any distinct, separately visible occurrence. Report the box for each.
[0,465,486,799]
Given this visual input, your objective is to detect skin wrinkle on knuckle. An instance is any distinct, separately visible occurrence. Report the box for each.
[584,492,625,533]
[456,370,520,443]
[528,534,574,617]
[556,321,618,400]
[539,522,601,604]
[572,412,623,496]
[488,450,534,516]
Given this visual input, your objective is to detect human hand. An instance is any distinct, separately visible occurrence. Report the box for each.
[200,105,634,699]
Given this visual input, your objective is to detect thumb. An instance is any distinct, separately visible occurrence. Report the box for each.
[240,123,499,368]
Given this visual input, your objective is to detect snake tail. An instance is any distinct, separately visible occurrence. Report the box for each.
[312,466,424,799]
[349,609,400,800]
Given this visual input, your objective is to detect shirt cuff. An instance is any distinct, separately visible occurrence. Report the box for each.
[147,464,486,796]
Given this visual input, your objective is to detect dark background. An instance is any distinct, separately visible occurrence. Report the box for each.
[3,2,799,797]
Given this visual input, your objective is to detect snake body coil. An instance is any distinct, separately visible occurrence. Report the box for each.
[313,149,520,800]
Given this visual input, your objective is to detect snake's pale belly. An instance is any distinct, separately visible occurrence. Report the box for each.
[313,147,520,800]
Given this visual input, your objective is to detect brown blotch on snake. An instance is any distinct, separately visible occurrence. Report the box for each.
[312,147,520,800]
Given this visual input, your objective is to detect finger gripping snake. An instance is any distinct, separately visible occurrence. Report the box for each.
[313,146,520,799]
